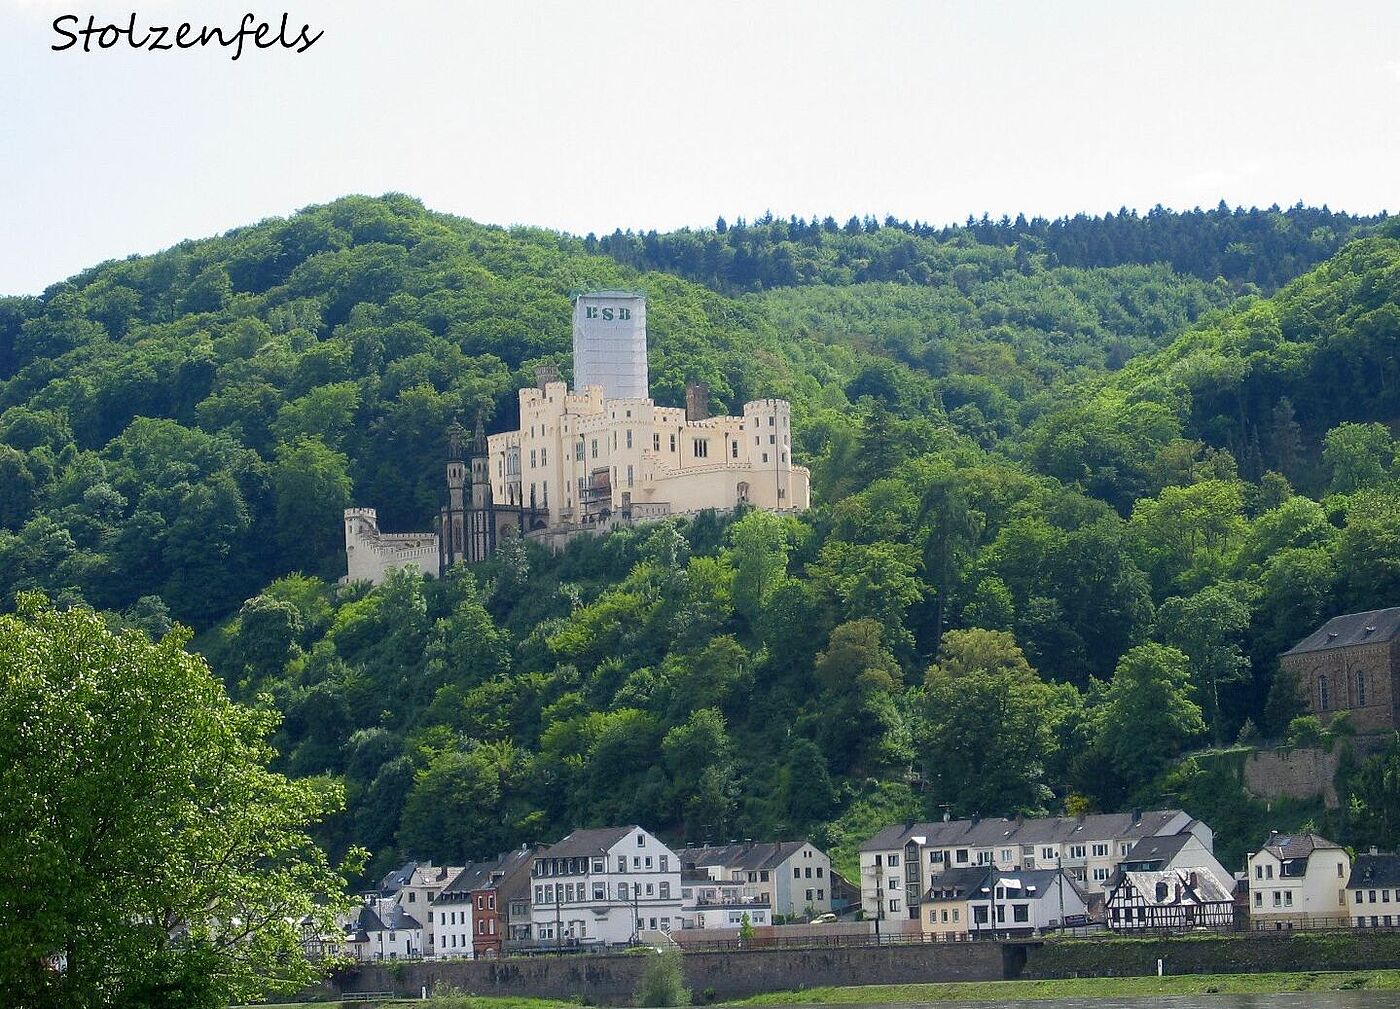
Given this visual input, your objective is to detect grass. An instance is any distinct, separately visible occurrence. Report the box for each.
[233,998,576,1009]
[719,969,1400,1004]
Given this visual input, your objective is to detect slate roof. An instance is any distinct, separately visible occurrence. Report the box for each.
[1121,833,1194,868]
[1258,832,1343,860]
[1349,854,1400,890]
[924,867,992,901]
[1283,607,1400,656]
[997,868,1089,903]
[438,846,527,899]
[679,841,811,872]
[540,825,639,859]
[379,861,418,894]
[859,810,1192,852]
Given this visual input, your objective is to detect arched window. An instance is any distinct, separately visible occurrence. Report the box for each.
[1358,669,1367,706]
[1319,675,1330,712]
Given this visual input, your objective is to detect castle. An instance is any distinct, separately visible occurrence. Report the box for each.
[343,291,811,585]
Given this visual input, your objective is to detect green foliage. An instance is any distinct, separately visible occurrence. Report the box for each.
[4,196,1400,888]
[0,595,356,1009]
[634,945,691,1007]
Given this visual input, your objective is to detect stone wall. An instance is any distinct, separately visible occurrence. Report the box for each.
[1017,930,1400,980]
[1242,746,1340,808]
[331,943,1006,1004]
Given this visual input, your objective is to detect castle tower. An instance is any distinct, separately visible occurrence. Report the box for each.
[439,421,468,571]
[466,413,497,562]
[571,291,648,400]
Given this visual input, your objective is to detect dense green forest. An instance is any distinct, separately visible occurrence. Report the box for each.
[592,203,1385,294]
[2,196,1398,881]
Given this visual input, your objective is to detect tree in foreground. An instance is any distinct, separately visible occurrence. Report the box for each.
[0,595,358,1009]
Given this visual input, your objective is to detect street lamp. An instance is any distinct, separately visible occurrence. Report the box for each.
[874,885,883,940]
[632,882,641,945]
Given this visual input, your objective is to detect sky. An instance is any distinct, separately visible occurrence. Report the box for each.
[1,0,1397,294]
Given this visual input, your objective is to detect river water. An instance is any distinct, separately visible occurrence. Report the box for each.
[755,997,1400,1009]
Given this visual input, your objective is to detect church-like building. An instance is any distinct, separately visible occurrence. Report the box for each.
[343,291,810,585]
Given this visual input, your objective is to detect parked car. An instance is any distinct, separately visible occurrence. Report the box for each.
[809,913,838,924]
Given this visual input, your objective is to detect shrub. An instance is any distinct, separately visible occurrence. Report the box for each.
[634,946,690,1007]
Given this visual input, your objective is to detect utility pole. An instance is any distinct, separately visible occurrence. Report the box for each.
[632,882,641,945]
[554,883,562,954]
[1057,856,1066,934]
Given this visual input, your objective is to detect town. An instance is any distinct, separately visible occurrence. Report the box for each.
[330,812,1400,962]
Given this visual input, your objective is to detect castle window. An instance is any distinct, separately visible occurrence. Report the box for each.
[653,433,660,451]
[762,452,769,464]
[591,439,598,459]
[1320,675,1330,711]
[626,430,632,449]
[576,440,584,461]
[541,448,548,465]
[769,416,774,426]
[1359,670,1367,706]
[731,441,738,458]
[670,434,676,452]
[693,438,709,459]
[627,465,634,488]
[530,450,537,468]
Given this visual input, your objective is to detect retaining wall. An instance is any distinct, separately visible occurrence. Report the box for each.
[332,943,1006,1004]
[1017,930,1400,979]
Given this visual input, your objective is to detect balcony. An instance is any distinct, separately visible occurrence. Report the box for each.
[690,893,770,909]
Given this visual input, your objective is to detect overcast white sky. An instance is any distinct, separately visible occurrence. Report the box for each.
[1,0,1397,294]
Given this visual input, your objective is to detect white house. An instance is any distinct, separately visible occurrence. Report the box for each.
[1106,868,1235,931]
[1247,832,1351,928]
[384,862,461,959]
[678,841,833,918]
[679,873,772,930]
[859,809,1211,922]
[340,899,423,960]
[1347,851,1400,927]
[967,868,1088,937]
[529,825,684,947]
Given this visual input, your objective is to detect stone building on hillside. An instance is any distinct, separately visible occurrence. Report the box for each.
[1280,607,1400,733]
[344,291,810,585]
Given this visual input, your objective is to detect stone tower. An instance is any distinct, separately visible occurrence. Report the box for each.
[466,413,497,563]
[439,420,468,571]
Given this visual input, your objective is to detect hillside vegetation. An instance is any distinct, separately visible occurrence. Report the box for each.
[2,196,1398,881]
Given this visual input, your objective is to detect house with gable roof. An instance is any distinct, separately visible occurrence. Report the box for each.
[1247,831,1351,928]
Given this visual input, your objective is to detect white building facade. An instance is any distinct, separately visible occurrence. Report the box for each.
[859,810,1212,922]
[1248,832,1350,928]
[529,825,684,947]
[679,841,833,919]
[343,508,439,585]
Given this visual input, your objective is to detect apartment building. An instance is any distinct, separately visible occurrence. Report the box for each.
[678,841,833,918]
[859,809,1211,921]
[529,825,684,946]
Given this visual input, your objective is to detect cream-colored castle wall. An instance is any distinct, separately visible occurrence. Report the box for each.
[487,383,809,531]
[343,508,439,585]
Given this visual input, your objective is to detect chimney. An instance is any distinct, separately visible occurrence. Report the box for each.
[535,364,560,389]
[1076,811,1086,825]
[1131,808,1142,825]
[1015,814,1024,828]
[685,382,710,421]
[1187,871,1198,888]
[943,810,951,822]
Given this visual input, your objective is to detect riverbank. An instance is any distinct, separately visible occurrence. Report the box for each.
[721,969,1400,1004]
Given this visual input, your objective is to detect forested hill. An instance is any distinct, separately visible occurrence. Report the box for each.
[2,195,1399,882]
[592,204,1386,294]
